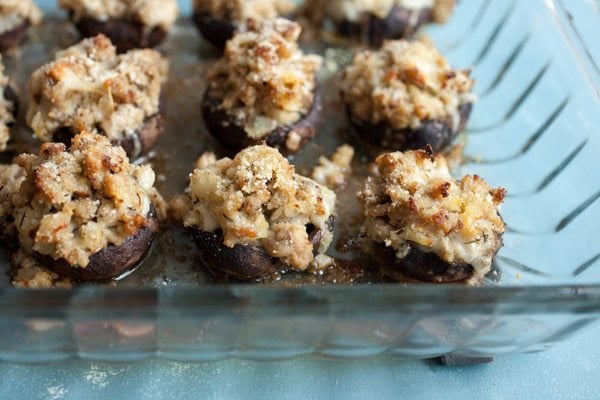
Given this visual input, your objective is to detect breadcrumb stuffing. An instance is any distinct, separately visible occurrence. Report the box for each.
[59,0,179,30]
[26,35,168,144]
[340,39,475,131]
[0,163,24,239]
[0,57,16,152]
[194,0,295,26]
[0,0,42,34]
[358,149,505,279]
[183,145,336,271]
[205,19,322,139]
[12,132,159,268]
[311,144,354,189]
[11,249,72,289]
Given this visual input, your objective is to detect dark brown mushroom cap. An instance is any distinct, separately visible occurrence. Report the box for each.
[52,112,165,160]
[373,230,503,283]
[71,14,167,53]
[347,102,472,153]
[202,89,322,155]
[192,11,236,50]
[32,209,159,282]
[335,5,433,46]
[192,216,335,282]
[0,20,30,52]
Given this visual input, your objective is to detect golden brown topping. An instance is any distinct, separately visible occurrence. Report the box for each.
[10,248,72,289]
[206,19,322,139]
[183,145,336,271]
[12,132,159,268]
[311,144,354,189]
[0,0,42,33]
[194,0,295,25]
[358,149,505,278]
[26,35,168,144]
[324,0,454,22]
[59,0,179,30]
[340,39,475,131]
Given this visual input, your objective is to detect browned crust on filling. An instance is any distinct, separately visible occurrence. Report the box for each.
[32,209,159,282]
[0,20,30,52]
[336,6,433,46]
[202,89,322,155]
[71,15,168,53]
[192,216,334,281]
[347,102,472,152]
[52,112,165,159]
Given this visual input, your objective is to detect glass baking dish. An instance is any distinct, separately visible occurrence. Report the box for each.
[1,0,600,363]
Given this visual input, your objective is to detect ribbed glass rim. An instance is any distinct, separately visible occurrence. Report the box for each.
[2,285,600,317]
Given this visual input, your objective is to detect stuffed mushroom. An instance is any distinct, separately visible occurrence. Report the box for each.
[26,34,168,160]
[340,39,475,154]
[59,0,179,53]
[10,132,161,282]
[193,0,296,49]
[202,19,323,155]
[0,0,42,51]
[320,0,455,46]
[176,145,336,281]
[357,149,506,283]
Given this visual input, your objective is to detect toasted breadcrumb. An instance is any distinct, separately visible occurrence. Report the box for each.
[340,39,474,132]
[358,149,505,279]
[183,145,336,271]
[11,249,72,289]
[26,35,168,144]
[206,19,322,139]
[169,194,192,223]
[59,0,178,30]
[311,144,354,189]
